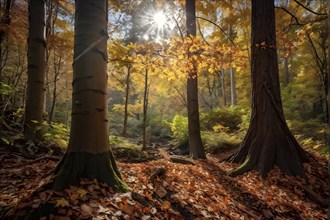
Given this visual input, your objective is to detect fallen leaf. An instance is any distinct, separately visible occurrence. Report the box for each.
[55,198,69,208]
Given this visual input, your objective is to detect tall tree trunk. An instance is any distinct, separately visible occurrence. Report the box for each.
[24,0,46,141]
[284,56,290,85]
[186,0,206,159]
[221,68,227,106]
[0,0,13,85]
[48,54,61,124]
[0,0,14,112]
[227,0,309,177]
[142,68,149,150]
[122,65,130,137]
[228,14,236,106]
[327,0,330,217]
[54,0,127,192]
[230,67,236,106]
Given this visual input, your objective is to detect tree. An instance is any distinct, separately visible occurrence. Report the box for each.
[186,0,206,159]
[23,0,46,141]
[53,0,127,191]
[227,0,310,177]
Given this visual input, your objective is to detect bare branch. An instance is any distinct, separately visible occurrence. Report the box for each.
[197,19,210,46]
[275,6,304,25]
[293,0,327,16]
[196,16,236,47]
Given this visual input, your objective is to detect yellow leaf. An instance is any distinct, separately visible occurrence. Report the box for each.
[161,200,171,210]
[55,198,69,207]
[77,188,87,197]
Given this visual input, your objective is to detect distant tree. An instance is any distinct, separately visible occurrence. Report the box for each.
[228,0,309,177]
[54,0,127,191]
[24,0,46,141]
[186,0,206,159]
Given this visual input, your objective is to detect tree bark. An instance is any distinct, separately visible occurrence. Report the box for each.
[24,0,46,141]
[0,0,13,85]
[284,56,290,85]
[122,65,130,137]
[228,0,309,178]
[186,0,206,159]
[48,53,61,124]
[230,67,236,106]
[142,68,149,150]
[221,68,227,106]
[327,0,330,217]
[54,0,127,191]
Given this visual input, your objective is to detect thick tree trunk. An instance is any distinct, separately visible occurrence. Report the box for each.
[24,0,46,141]
[228,0,309,178]
[142,68,149,150]
[186,0,206,159]
[54,0,127,191]
[122,65,130,137]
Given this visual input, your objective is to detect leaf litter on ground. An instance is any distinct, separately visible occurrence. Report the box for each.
[0,149,329,219]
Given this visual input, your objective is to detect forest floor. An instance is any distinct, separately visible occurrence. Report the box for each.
[0,146,329,220]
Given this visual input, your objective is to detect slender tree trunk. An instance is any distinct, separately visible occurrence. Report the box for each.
[186,0,206,159]
[327,0,330,216]
[24,0,46,141]
[230,67,236,106]
[48,54,61,124]
[284,56,290,85]
[228,0,309,178]
[122,65,130,137]
[0,0,13,85]
[54,0,127,192]
[221,68,227,106]
[228,17,236,106]
[0,0,14,112]
[142,68,149,150]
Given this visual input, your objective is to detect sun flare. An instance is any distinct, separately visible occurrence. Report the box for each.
[153,11,167,28]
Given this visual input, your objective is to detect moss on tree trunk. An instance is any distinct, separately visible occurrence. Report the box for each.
[53,151,128,191]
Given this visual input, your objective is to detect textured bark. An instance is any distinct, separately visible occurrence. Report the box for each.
[54,0,127,191]
[186,0,206,159]
[24,0,46,141]
[327,0,330,217]
[122,65,130,137]
[228,0,309,178]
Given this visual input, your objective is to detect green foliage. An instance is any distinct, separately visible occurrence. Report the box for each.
[0,82,14,95]
[170,115,188,144]
[201,131,240,153]
[109,135,143,159]
[43,122,69,149]
[200,107,243,133]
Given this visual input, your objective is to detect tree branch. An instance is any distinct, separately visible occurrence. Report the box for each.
[293,0,327,16]
[196,19,210,46]
[275,6,304,25]
[196,16,236,47]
